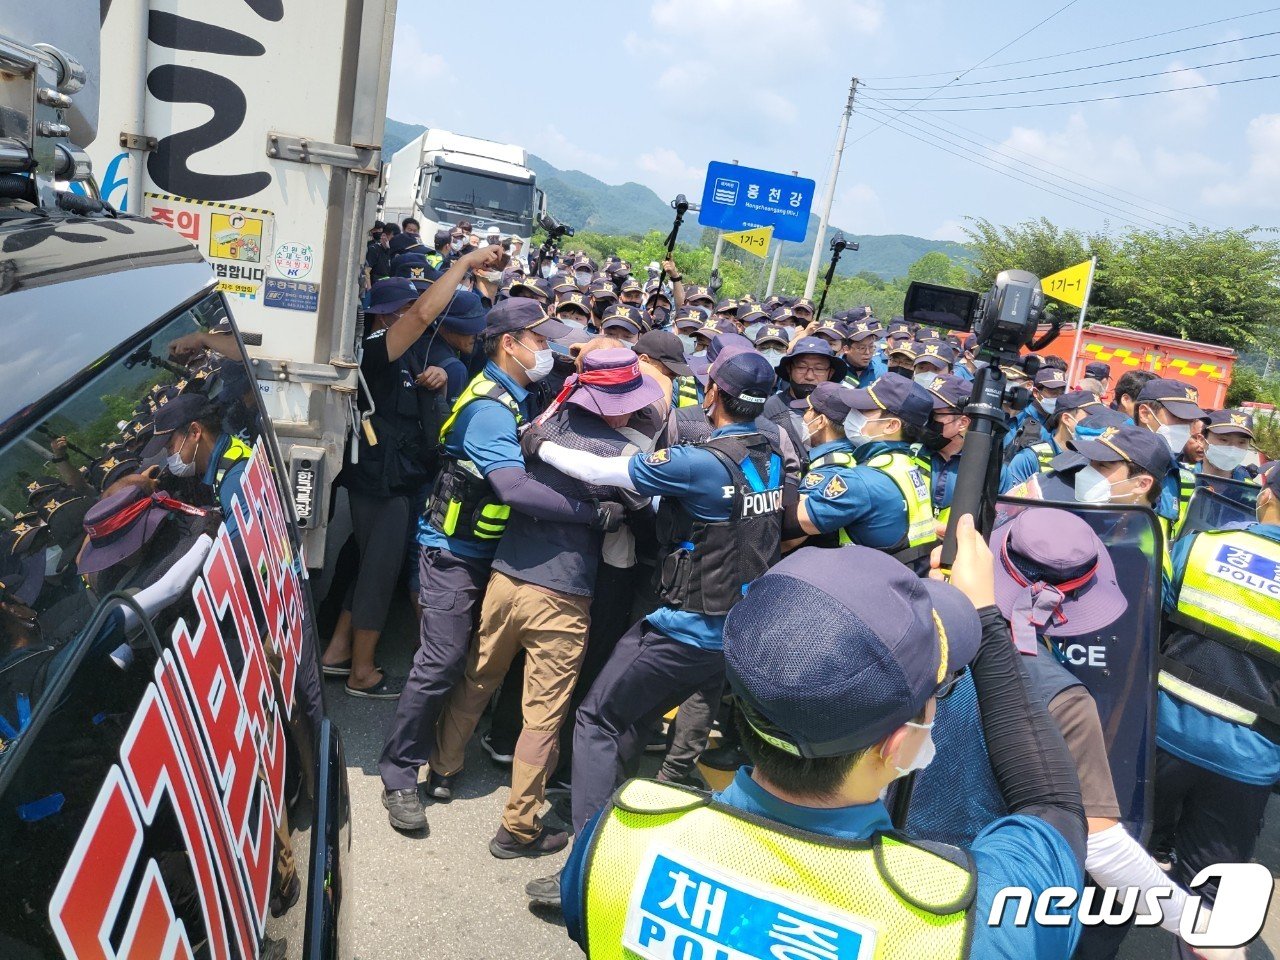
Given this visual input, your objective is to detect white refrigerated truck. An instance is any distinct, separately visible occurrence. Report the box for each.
[79,0,398,560]
[381,128,544,247]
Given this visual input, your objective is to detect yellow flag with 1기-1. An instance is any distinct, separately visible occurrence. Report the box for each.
[722,225,773,258]
[1041,259,1093,308]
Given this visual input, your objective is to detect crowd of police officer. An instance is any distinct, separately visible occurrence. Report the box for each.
[337,216,1275,958]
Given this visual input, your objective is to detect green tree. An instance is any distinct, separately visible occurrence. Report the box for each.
[906,251,969,287]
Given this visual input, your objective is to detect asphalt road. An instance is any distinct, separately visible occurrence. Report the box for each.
[324,599,1280,960]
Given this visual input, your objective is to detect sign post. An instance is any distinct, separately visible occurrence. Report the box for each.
[1042,257,1098,385]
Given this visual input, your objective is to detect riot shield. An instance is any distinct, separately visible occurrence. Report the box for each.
[995,496,1162,843]
[1177,475,1260,539]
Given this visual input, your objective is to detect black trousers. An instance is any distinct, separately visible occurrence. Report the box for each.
[570,619,725,833]
[378,545,490,790]
[341,491,410,633]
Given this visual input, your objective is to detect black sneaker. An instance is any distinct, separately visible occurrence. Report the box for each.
[382,788,428,833]
[427,771,454,802]
[481,733,514,765]
[644,724,669,754]
[321,658,352,678]
[526,870,563,908]
[489,824,568,860]
[346,674,404,700]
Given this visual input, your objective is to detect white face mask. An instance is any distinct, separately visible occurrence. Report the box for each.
[450,238,464,252]
[914,371,938,389]
[1157,421,1192,456]
[514,340,554,382]
[844,408,879,446]
[761,349,785,367]
[167,432,198,478]
[1205,443,1249,472]
[1039,397,1058,415]
[540,263,556,279]
[891,721,936,778]
[575,271,592,287]
[678,335,698,354]
[1074,464,1120,504]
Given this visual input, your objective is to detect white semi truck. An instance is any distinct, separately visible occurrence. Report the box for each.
[381,128,544,246]
[74,0,398,560]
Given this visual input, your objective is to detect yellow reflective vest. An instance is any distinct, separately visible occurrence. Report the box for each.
[857,449,937,561]
[583,779,975,960]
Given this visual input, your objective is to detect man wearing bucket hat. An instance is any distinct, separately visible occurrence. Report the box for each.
[521,349,790,902]
[763,337,847,463]
[379,293,624,833]
[907,508,1220,957]
[555,525,1086,958]
[430,349,659,859]
[789,373,938,570]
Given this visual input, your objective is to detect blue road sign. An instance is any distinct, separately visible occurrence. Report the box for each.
[697,162,816,243]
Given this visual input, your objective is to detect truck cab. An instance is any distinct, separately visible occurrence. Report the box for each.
[383,129,545,246]
[0,33,352,960]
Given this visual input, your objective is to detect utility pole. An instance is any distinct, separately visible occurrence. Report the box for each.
[766,169,797,297]
[804,78,858,300]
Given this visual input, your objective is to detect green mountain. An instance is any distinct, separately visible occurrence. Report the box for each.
[382,119,969,278]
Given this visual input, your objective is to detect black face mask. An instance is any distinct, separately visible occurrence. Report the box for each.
[649,305,671,327]
[790,382,818,400]
[889,365,914,379]
[920,424,951,452]
[592,301,608,321]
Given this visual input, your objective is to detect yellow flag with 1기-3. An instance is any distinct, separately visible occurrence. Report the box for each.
[1041,259,1093,308]
[722,225,773,259]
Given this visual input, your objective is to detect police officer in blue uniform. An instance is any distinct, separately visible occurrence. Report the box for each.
[788,373,938,570]
[922,374,973,523]
[841,319,888,388]
[379,288,623,833]
[1001,389,1100,493]
[1198,410,1256,482]
[521,349,790,901]
[762,336,847,464]
[1150,463,1280,945]
[550,529,1085,959]
[1132,378,1208,526]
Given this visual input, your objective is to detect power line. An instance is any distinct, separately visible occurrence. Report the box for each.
[847,0,1081,147]
[853,107,1176,229]
[867,29,1280,91]
[887,71,1280,111]
[856,96,1198,228]
[856,112,1155,229]
[857,92,1226,228]
[862,6,1280,80]
[871,50,1280,102]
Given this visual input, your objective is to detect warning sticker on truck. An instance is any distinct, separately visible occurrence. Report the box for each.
[143,193,276,302]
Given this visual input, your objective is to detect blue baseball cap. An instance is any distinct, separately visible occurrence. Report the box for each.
[709,349,776,404]
[807,382,856,422]
[913,341,955,371]
[925,373,971,411]
[365,278,419,315]
[1136,378,1207,422]
[392,252,440,291]
[707,331,753,362]
[1069,423,1173,479]
[752,325,791,350]
[483,298,570,339]
[439,290,487,335]
[846,372,935,429]
[725,546,981,757]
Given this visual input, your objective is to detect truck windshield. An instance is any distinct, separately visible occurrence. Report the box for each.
[430,166,533,222]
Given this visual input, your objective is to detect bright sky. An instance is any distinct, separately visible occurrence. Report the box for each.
[389,1,1280,241]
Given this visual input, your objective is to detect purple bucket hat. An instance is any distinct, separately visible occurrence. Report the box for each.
[78,486,204,575]
[565,348,665,418]
[992,506,1127,654]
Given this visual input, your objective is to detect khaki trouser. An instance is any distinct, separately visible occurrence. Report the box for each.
[432,570,590,841]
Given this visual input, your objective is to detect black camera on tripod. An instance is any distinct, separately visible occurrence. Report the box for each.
[902,270,1064,564]
[539,213,575,243]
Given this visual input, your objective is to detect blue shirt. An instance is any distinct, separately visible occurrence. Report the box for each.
[205,433,248,539]
[1157,522,1280,785]
[843,353,888,389]
[562,768,1083,959]
[931,450,962,514]
[801,438,912,552]
[955,362,976,383]
[1193,462,1253,483]
[628,422,776,651]
[418,361,530,560]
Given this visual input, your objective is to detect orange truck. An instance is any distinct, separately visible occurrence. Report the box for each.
[1035,323,1236,409]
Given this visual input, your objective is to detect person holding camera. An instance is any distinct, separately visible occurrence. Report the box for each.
[552,522,1086,959]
